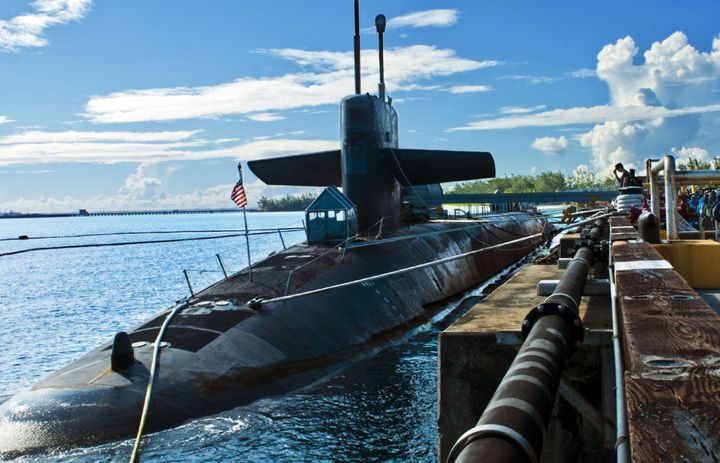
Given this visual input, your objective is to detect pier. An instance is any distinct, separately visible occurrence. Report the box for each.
[0,207,259,219]
[439,215,720,462]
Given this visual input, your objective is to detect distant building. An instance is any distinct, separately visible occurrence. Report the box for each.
[78,209,89,216]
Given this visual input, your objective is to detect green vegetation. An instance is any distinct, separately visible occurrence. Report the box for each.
[258,193,318,211]
[676,156,720,171]
[449,168,616,194]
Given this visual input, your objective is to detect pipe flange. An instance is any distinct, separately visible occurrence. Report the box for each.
[522,302,584,356]
[572,241,603,263]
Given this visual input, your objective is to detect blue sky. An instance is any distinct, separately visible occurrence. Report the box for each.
[1,0,719,211]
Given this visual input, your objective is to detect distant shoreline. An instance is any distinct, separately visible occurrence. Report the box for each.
[0,207,267,219]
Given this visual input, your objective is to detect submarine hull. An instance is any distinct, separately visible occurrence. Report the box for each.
[0,213,546,455]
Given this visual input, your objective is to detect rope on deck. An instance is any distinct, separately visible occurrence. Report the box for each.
[128,298,191,463]
[257,232,545,306]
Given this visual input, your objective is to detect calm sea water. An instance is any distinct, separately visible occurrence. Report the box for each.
[0,212,516,463]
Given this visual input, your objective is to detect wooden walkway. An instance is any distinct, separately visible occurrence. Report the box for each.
[611,216,720,461]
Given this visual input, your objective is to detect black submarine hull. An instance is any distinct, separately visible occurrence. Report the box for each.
[0,213,546,455]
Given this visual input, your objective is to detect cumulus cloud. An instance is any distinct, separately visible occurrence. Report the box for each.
[671,146,711,163]
[386,9,459,29]
[531,135,569,154]
[0,116,13,124]
[453,32,720,171]
[84,45,498,123]
[0,129,337,165]
[580,32,720,170]
[447,85,492,94]
[0,0,92,52]
[118,163,163,201]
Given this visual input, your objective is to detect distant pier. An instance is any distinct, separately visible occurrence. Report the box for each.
[0,207,260,219]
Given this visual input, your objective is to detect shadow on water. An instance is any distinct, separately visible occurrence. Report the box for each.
[17,256,532,463]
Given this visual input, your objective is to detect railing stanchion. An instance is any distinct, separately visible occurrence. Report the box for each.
[183,270,194,296]
[216,254,227,279]
[278,228,286,250]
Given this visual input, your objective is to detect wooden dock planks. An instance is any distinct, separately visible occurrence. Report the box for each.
[611,217,720,462]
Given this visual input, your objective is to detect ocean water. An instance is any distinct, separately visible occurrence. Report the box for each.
[0,212,517,463]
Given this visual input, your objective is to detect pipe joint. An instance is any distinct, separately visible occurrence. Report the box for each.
[573,240,604,264]
[522,302,584,355]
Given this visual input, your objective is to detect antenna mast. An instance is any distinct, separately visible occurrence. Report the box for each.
[353,0,361,94]
[375,14,386,102]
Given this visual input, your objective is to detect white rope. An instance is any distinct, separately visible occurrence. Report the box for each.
[129,298,190,463]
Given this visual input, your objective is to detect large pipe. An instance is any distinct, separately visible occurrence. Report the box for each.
[649,155,678,240]
[648,169,720,185]
[448,226,601,462]
[649,156,720,240]
[353,0,361,94]
[664,155,678,240]
[674,169,720,184]
[647,158,660,217]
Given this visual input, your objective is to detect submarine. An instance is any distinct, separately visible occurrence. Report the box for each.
[0,2,548,456]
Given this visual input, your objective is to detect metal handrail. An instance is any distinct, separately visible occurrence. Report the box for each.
[649,154,720,241]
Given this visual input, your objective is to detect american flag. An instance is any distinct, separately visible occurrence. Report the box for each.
[231,163,248,208]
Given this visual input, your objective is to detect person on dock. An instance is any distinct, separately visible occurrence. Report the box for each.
[613,163,630,187]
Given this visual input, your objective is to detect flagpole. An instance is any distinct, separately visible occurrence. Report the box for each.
[242,205,252,282]
[233,162,252,282]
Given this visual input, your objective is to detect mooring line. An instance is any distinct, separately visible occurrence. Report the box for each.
[0,229,303,258]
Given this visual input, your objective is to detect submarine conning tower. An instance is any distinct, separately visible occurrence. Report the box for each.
[247,1,496,235]
[342,93,401,230]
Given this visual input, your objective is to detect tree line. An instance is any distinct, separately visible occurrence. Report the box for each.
[257,193,318,211]
[448,168,616,195]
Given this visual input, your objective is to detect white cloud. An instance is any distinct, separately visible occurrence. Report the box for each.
[118,163,163,201]
[247,112,286,122]
[449,103,720,131]
[387,9,459,29]
[447,85,492,94]
[0,0,92,52]
[452,32,720,173]
[531,135,569,154]
[671,146,710,163]
[499,105,546,114]
[84,45,498,123]
[0,129,337,165]
[0,116,13,124]
[0,129,202,144]
[499,75,558,85]
[581,32,720,170]
[2,179,319,212]
[565,68,596,78]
